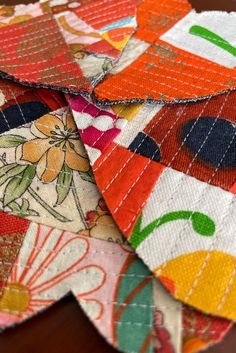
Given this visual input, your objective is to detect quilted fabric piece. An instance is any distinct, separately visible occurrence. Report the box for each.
[94,0,236,103]
[0,208,184,353]
[0,77,67,132]
[0,0,137,93]
[70,92,236,322]
[0,77,231,353]
[0,217,153,352]
[0,4,234,350]
[0,12,91,92]
[0,81,124,239]
[182,306,232,353]
[0,122,128,242]
[0,210,232,353]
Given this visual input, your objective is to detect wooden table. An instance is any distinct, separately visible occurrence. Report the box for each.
[0,0,236,352]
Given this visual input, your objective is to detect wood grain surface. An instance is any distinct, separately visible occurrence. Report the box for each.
[0,0,235,352]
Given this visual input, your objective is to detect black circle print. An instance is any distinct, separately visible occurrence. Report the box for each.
[128,132,161,163]
[181,117,236,168]
[0,101,50,134]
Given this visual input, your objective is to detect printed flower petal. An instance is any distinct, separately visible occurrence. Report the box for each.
[32,114,64,138]
[90,214,123,241]
[36,146,65,183]
[71,265,106,297]
[71,138,89,158]
[19,138,51,163]
[12,224,62,286]
[63,110,77,130]
[65,142,89,172]
[78,298,103,321]
[0,311,20,326]
[15,224,90,296]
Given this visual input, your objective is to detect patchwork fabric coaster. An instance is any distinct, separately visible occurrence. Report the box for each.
[0,0,137,93]
[0,77,232,353]
[0,216,159,353]
[94,0,236,103]
[0,210,231,353]
[0,79,182,353]
[69,91,236,322]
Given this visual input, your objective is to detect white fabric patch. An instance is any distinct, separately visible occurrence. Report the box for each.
[0,90,6,107]
[68,2,80,8]
[93,115,114,131]
[50,0,68,5]
[111,37,150,74]
[73,112,115,131]
[137,167,234,270]
[85,144,102,165]
[115,118,127,130]
[73,112,93,129]
[114,104,163,147]
[161,10,236,68]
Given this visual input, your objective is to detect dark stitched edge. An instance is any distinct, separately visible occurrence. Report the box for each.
[95,87,236,106]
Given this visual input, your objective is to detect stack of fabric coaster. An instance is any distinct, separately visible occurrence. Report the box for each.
[0,1,235,353]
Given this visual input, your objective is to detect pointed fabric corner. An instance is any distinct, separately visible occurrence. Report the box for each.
[0,0,138,94]
[69,95,165,237]
[94,0,236,103]
[70,91,236,322]
[0,77,179,353]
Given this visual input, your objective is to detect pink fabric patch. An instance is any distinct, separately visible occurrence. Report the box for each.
[69,95,122,152]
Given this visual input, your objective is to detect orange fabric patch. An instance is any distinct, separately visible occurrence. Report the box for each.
[93,143,165,237]
[229,182,236,194]
[95,0,236,103]
[135,0,191,42]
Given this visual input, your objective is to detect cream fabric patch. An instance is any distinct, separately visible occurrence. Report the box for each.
[161,10,236,68]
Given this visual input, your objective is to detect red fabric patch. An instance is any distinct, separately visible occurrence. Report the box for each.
[0,14,91,93]
[0,212,29,290]
[2,86,67,114]
[75,0,137,30]
[0,211,29,236]
[183,305,232,351]
[143,92,236,191]
[93,143,164,237]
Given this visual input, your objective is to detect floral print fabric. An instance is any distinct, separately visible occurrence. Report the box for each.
[0,210,231,353]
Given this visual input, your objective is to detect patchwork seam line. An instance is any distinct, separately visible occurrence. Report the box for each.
[141,93,236,306]
[145,93,229,259]
[125,98,212,231]
[106,103,190,222]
